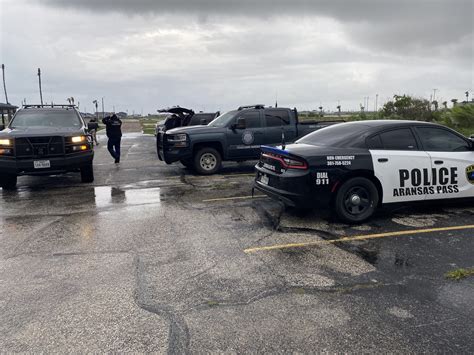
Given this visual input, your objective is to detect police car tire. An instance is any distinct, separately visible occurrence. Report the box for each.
[334,177,379,224]
[80,163,94,183]
[0,174,17,190]
[194,147,221,175]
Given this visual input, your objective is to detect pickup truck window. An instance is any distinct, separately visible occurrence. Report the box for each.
[208,110,237,128]
[11,110,82,128]
[265,110,290,127]
[236,111,261,128]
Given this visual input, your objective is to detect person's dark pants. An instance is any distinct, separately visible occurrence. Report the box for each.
[107,137,121,162]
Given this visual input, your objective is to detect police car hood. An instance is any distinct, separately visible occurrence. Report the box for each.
[0,126,84,138]
[166,125,221,135]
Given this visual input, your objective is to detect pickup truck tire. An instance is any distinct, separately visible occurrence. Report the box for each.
[80,163,94,183]
[0,174,17,190]
[194,147,222,175]
[334,177,378,224]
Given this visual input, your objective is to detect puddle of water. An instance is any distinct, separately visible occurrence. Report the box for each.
[94,186,162,208]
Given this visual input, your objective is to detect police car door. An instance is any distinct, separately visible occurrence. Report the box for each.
[415,126,474,200]
[368,127,432,203]
[227,110,265,159]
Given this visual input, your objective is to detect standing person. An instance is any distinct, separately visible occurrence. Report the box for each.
[88,117,99,146]
[102,114,122,163]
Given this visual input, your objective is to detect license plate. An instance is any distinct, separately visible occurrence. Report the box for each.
[260,174,269,185]
[34,160,51,169]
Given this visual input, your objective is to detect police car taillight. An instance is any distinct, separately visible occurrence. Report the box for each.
[282,157,308,170]
[262,152,308,170]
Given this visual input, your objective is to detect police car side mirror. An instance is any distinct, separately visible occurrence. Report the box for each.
[87,122,98,131]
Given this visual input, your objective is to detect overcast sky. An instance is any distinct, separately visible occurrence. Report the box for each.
[1,0,472,114]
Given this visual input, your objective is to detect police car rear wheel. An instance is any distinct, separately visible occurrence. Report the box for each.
[194,148,222,175]
[335,177,378,223]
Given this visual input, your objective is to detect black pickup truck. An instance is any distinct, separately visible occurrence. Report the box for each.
[0,104,95,189]
[155,107,220,135]
[157,104,343,174]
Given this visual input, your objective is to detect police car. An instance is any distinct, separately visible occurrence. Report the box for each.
[254,120,474,223]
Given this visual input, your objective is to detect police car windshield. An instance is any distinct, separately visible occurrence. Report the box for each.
[296,123,370,147]
[208,111,237,127]
[11,110,82,128]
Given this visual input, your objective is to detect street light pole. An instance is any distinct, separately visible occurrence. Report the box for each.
[38,68,44,105]
[101,97,105,119]
[1,64,9,104]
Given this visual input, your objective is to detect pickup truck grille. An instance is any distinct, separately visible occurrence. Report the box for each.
[15,136,65,158]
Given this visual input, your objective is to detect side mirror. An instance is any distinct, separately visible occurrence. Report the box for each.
[235,117,246,130]
[200,119,207,125]
[88,122,99,131]
[0,124,5,131]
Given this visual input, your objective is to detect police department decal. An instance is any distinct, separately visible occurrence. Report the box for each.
[242,130,255,145]
[393,167,460,197]
[467,165,474,184]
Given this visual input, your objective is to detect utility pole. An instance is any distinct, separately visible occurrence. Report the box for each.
[93,100,99,120]
[375,94,379,112]
[432,88,438,102]
[38,68,44,105]
[466,91,470,103]
[1,64,9,104]
[101,97,105,118]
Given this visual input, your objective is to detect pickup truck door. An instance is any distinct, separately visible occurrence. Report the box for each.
[226,110,265,159]
[415,126,474,200]
[262,109,297,146]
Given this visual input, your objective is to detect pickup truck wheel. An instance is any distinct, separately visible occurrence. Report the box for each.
[80,163,94,183]
[334,177,378,224]
[194,147,221,175]
[0,174,17,190]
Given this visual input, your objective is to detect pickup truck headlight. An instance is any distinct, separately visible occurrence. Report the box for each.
[0,139,12,146]
[70,135,87,143]
[167,133,189,148]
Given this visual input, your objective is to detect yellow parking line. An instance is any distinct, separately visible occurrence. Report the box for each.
[203,195,267,202]
[244,224,474,254]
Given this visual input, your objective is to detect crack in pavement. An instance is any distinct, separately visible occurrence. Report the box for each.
[133,255,191,355]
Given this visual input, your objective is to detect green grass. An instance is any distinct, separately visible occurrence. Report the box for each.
[139,118,161,135]
[445,268,474,281]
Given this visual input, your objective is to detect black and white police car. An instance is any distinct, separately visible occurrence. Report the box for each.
[254,120,474,223]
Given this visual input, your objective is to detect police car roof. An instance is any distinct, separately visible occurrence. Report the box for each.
[348,119,439,128]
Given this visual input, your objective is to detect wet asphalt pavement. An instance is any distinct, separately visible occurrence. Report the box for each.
[1,126,473,353]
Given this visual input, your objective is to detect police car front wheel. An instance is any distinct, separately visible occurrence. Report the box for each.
[334,177,379,224]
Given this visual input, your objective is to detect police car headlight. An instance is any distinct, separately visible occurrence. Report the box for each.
[167,134,187,142]
[71,135,87,143]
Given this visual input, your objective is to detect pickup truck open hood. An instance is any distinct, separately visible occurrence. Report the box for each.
[0,126,84,138]
[157,107,194,117]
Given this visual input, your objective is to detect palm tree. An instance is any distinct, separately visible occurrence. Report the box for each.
[432,100,438,111]
[318,106,323,117]
[466,91,470,103]
[336,105,341,116]
[451,99,458,107]
[442,101,448,109]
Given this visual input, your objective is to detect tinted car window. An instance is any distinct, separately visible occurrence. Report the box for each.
[366,134,383,149]
[417,127,470,152]
[379,128,417,150]
[265,110,290,127]
[297,122,370,147]
[238,111,261,128]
